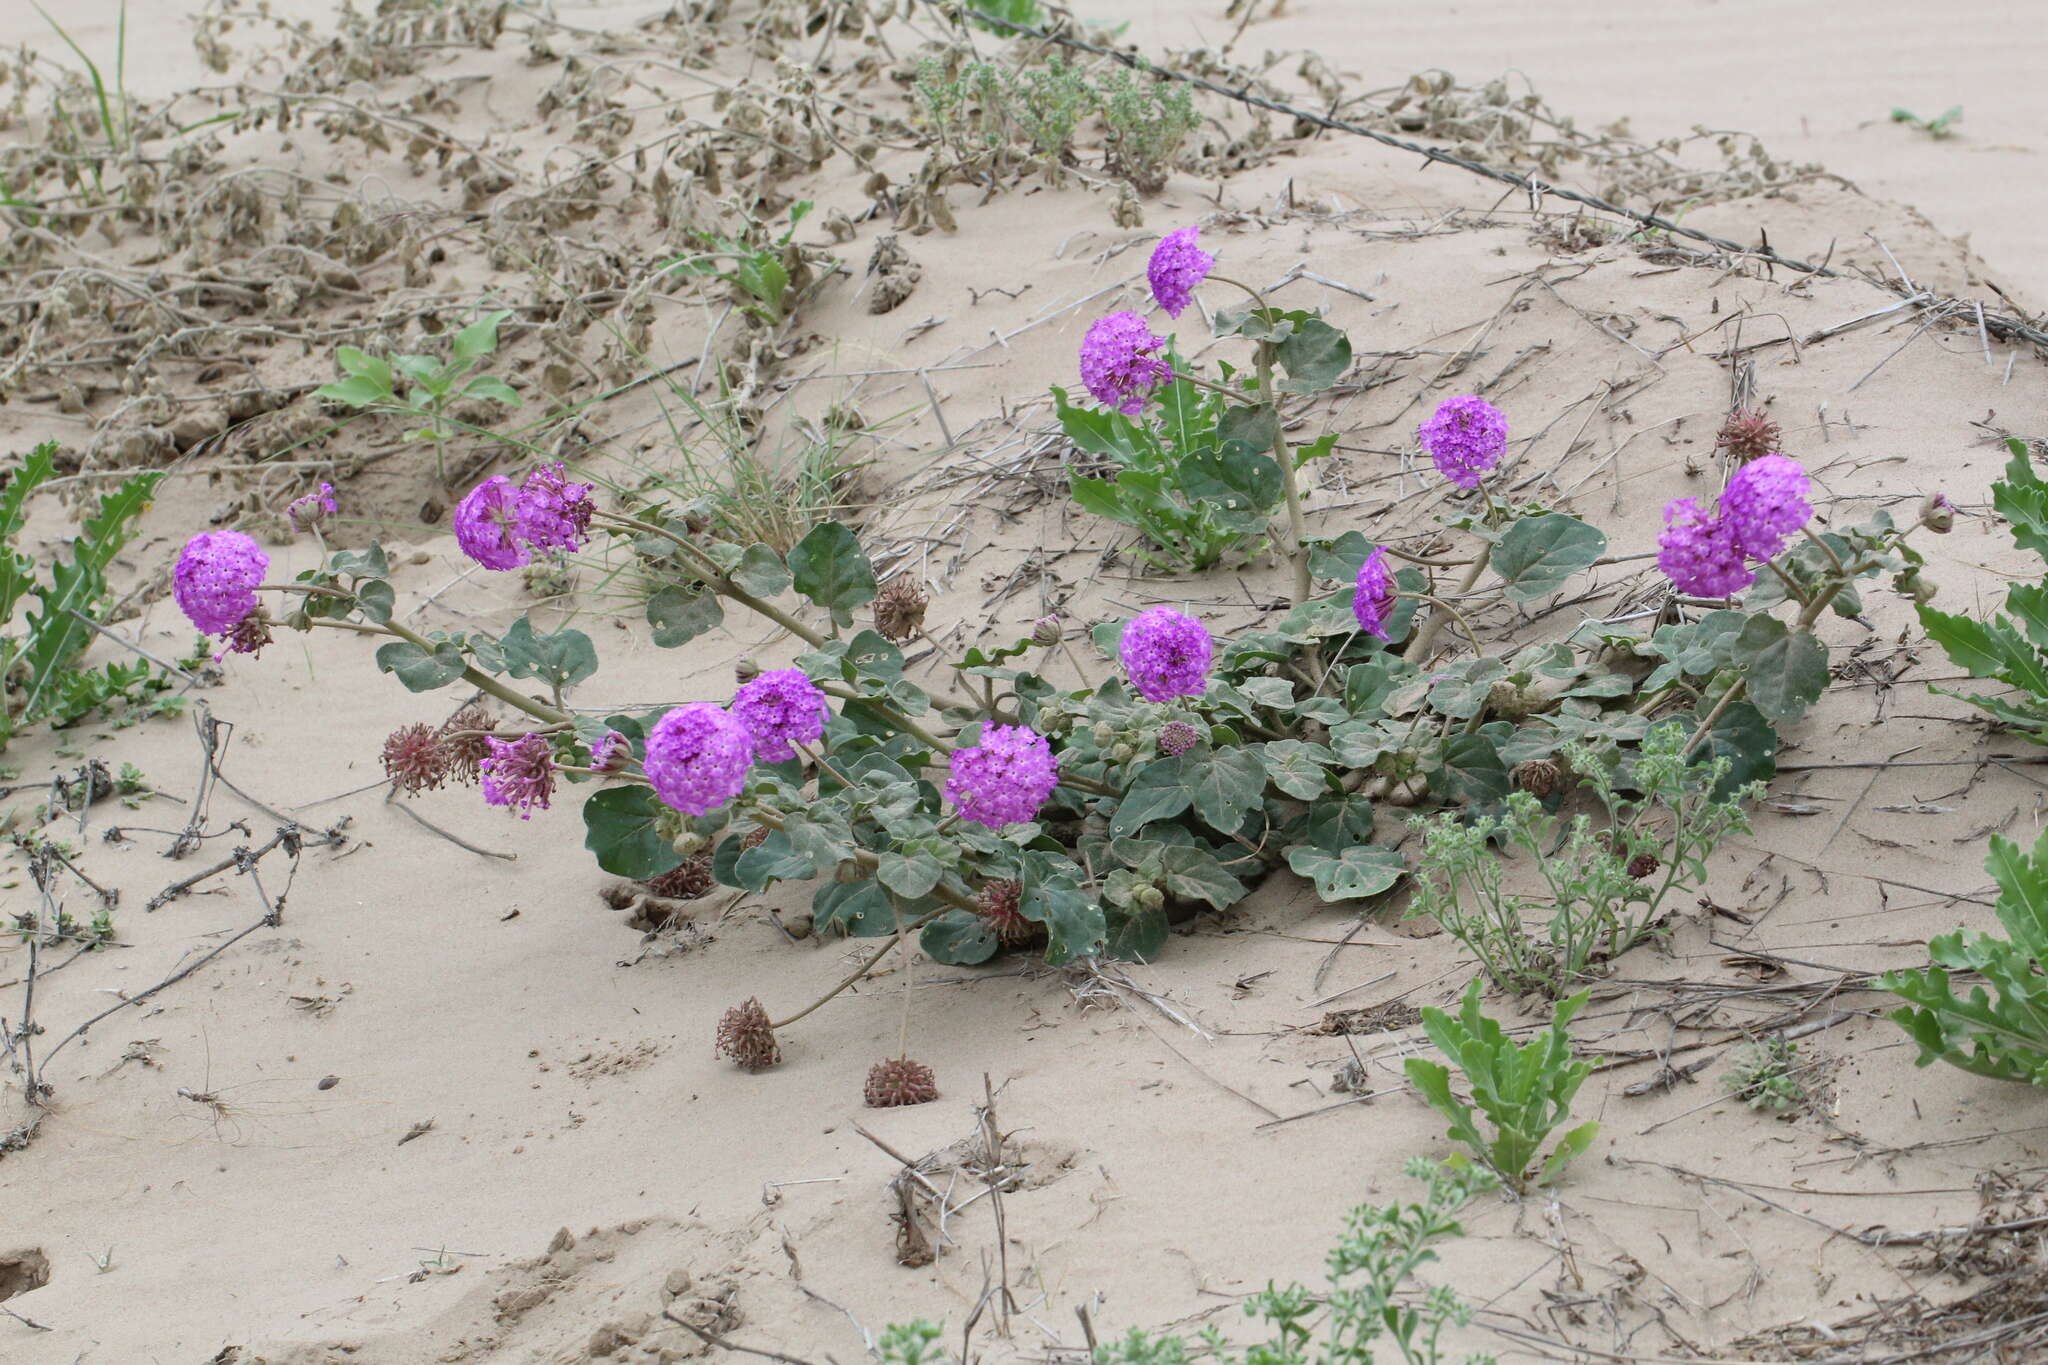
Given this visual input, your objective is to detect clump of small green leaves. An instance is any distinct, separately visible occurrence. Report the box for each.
[1405,724,1758,996]
[663,201,819,326]
[912,54,1090,177]
[1919,439,2048,741]
[1,445,178,748]
[882,1160,1496,1365]
[1096,66,1201,195]
[1882,825,2048,1086]
[1406,982,1597,1193]
[960,0,1043,35]
[1890,105,1962,139]
[1723,1035,1809,1113]
[314,310,521,483]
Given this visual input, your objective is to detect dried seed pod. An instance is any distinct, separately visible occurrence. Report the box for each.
[715,999,781,1072]
[1627,852,1661,880]
[864,1057,938,1108]
[873,579,929,643]
[1513,759,1561,798]
[439,705,498,784]
[1716,408,1781,463]
[647,854,714,901]
[382,723,452,795]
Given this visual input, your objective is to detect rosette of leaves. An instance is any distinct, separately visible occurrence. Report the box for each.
[1882,826,2048,1086]
[1918,439,2048,741]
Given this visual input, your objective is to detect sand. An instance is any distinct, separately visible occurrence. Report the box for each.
[2,3,2047,1362]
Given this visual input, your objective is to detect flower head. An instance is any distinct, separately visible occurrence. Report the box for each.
[174,531,268,637]
[513,462,595,556]
[1418,396,1510,489]
[479,732,557,819]
[944,724,1059,829]
[1656,498,1754,597]
[1118,606,1211,703]
[1157,720,1202,757]
[644,703,752,816]
[382,723,452,795]
[1352,545,1397,641]
[1031,613,1063,647]
[1080,311,1173,416]
[287,482,337,532]
[865,1057,939,1107]
[715,998,781,1071]
[731,668,827,763]
[1920,491,1956,534]
[453,475,528,571]
[1719,453,1811,561]
[1146,226,1214,318]
[592,729,632,773]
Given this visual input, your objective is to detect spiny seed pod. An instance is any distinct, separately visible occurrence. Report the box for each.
[1716,408,1781,463]
[1157,720,1201,757]
[873,579,929,643]
[382,723,452,795]
[1627,852,1661,880]
[976,878,1037,945]
[864,1057,939,1108]
[647,854,714,900]
[715,998,781,1072]
[439,705,498,784]
[1514,759,1562,798]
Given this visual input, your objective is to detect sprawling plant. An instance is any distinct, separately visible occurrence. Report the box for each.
[163,223,1941,1078]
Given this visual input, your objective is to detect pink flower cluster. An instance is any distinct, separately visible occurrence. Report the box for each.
[480,732,558,819]
[174,530,269,640]
[1146,226,1214,319]
[1080,312,1173,415]
[642,670,829,817]
[1656,454,1814,597]
[454,462,596,570]
[945,724,1060,829]
[1119,606,1212,702]
[1352,546,1397,641]
[1417,396,1509,489]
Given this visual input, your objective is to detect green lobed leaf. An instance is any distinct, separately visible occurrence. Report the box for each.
[647,584,725,648]
[788,521,878,628]
[374,638,469,692]
[1284,843,1405,902]
[581,785,679,879]
[1271,315,1352,393]
[1492,514,1608,603]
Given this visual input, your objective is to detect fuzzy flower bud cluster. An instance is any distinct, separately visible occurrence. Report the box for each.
[287,482,337,532]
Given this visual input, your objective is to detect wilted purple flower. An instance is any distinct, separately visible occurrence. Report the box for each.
[1920,491,1956,534]
[479,732,557,819]
[1080,311,1174,416]
[644,703,752,816]
[1417,396,1510,489]
[1119,606,1212,703]
[217,613,273,659]
[1656,498,1755,597]
[287,482,337,532]
[731,668,827,763]
[1146,226,1213,319]
[1719,453,1812,561]
[944,724,1059,829]
[174,530,269,636]
[453,475,528,571]
[513,462,595,556]
[591,730,631,773]
[1352,545,1397,641]
[1157,720,1201,757]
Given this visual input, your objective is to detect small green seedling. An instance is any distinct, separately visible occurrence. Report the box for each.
[663,202,815,326]
[1406,981,1598,1192]
[314,310,521,482]
[1890,105,1962,139]
[1723,1035,1809,1113]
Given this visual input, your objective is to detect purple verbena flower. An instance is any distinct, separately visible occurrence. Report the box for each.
[453,475,528,571]
[1118,606,1212,703]
[731,668,827,763]
[1079,311,1173,416]
[644,703,752,817]
[479,732,557,819]
[1352,545,1397,641]
[1656,498,1755,597]
[944,724,1059,829]
[174,530,269,637]
[1146,226,1214,319]
[592,730,632,773]
[1719,453,1812,561]
[287,482,337,532]
[1417,396,1510,490]
[514,462,596,556]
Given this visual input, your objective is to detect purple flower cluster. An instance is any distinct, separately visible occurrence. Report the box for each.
[1146,226,1214,319]
[287,482,337,532]
[591,730,632,773]
[731,668,827,763]
[1119,606,1212,703]
[644,703,753,817]
[1352,546,1397,641]
[1080,312,1173,416]
[1157,720,1202,757]
[944,724,1059,829]
[480,732,558,819]
[453,463,597,570]
[1655,454,1813,597]
[174,530,269,637]
[1417,396,1510,489]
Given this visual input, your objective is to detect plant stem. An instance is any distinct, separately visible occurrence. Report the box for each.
[1403,549,1492,663]
[305,618,571,725]
[1255,341,1313,604]
[600,512,828,648]
[1394,592,1485,658]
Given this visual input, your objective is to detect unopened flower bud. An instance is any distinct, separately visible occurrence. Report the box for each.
[735,657,762,684]
[1135,886,1165,910]
[671,831,707,858]
[1110,742,1135,763]
[1092,722,1115,745]
[1894,568,1937,604]
[1918,491,1955,534]
[1031,614,1062,647]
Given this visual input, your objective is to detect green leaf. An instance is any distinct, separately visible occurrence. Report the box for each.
[788,521,878,628]
[1109,754,1195,837]
[335,345,392,387]
[813,878,896,936]
[1215,402,1278,458]
[1743,628,1830,725]
[1684,699,1777,796]
[374,639,468,692]
[1284,844,1406,901]
[450,309,512,365]
[1158,844,1246,911]
[20,470,163,720]
[735,254,790,318]
[1105,905,1169,961]
[921,910,1000,965]
[314,376,390,408]
[581,785,679,879]
[1258,739,1335,799]
[1995,442,2048,564]
[1069,476,1135,525]
[877,852,944,899]
[647,585,725,648]
[732,544,791,598]
[1187,745,1268,834]
[0,442,57,628]
[1271,315,1352,393]
[459,375,522,407]
[497,616,598,690]
[355,579,395,624]
[1493,514,1608,604]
